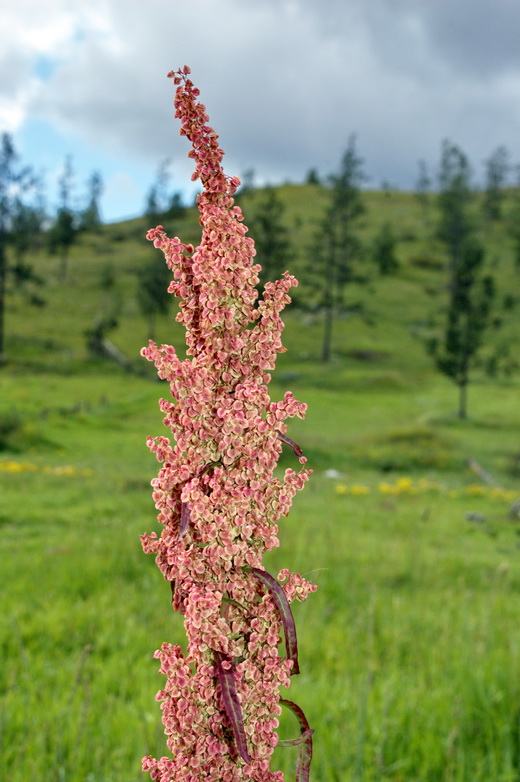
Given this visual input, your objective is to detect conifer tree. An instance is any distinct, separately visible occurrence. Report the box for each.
[430,141,496,418]
[371,221,399,275]
[80,170,103,231]
[415,159,432,224]
[437,141,473,272]
[9,182,46,263]
[313,136,366,361]
[483,145,509,221]
[430,238,495,418]
[136,252,172,341]
[145,159,172,218]
[249,187,293,290]
[48,156,77,281]
[0,133,40,365]
[167,191,185,220]
[306,167,320,185]
[506,166,520,270]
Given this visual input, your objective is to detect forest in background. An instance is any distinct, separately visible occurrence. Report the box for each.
[2,133,520,782]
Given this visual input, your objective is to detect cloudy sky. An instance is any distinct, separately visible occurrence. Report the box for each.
[2,0,520,222]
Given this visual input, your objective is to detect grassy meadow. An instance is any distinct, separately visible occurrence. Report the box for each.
[1,185,520,781]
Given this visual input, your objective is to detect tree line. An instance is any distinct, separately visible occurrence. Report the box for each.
[0,133,107,363]
[135,137,518,419]
[239,139,519,419]
[2,129,518,419]
[0,134,191,368]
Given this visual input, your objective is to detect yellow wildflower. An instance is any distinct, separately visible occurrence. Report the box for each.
[350,484,371,495]
[395,477,415,494]
[378,482,399,496]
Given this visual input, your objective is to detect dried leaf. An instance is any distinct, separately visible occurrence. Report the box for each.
[214,651,251,764]
[179,501,190,539]
[249,566,299,675]
[280,699,313,782]
[277,728,314,747]
[277,431,303,458]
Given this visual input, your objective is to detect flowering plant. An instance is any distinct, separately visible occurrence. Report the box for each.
[141,66,316,782]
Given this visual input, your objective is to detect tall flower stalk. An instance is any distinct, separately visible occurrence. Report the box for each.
[141,66,316,782]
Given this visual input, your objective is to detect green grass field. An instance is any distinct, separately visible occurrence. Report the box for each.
[1,187,520,780]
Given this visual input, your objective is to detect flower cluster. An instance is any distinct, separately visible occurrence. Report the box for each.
[141,67,315,782]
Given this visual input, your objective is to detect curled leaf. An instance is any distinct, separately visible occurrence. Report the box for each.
[179,501,190,539]
[214,650,251,764]
[280,699,313,782]
[277,728,314,747]
[170,580,185,614]
[277,431,303,458]
[248,567,299,675]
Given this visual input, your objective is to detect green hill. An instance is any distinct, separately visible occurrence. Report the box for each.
[5,183,519,378]
[2,185,520,782]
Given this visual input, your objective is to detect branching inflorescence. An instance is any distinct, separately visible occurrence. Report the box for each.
[141,66,316,782]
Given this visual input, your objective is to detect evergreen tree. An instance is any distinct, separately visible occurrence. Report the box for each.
[371,222,399,275]
[507,167,520,270]
[312,136,366,361]
[0,133,40,365]
[429,141,496,418]
[415,159,432,224]
[145,159,171,218]
[80,170,103,231]
[9,176,46,262]
[437,141,473,274]
[483,145,509,221]
[249,187,293,289]
[145,187,159,219]
[167,191,185,220]
[429,238,495,418]
[136,253,172,340]
[305,168,320,185]
[48,156,77,281]
[237,168,255,199]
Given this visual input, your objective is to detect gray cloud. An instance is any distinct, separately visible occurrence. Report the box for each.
[416,0,520,79]
[8,0,520,193]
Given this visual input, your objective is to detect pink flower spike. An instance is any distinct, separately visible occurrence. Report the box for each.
[140,67,314,782]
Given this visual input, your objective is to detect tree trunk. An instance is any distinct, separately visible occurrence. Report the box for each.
[458,382,468,419]
[321,249,336,362]
[321,299,333,362]
[59,250,68,282]
[147,313,155,343]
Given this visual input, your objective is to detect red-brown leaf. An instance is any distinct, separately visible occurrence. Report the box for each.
[280,699,313,782]
[249,567,299,675]
[214,651,251,764]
